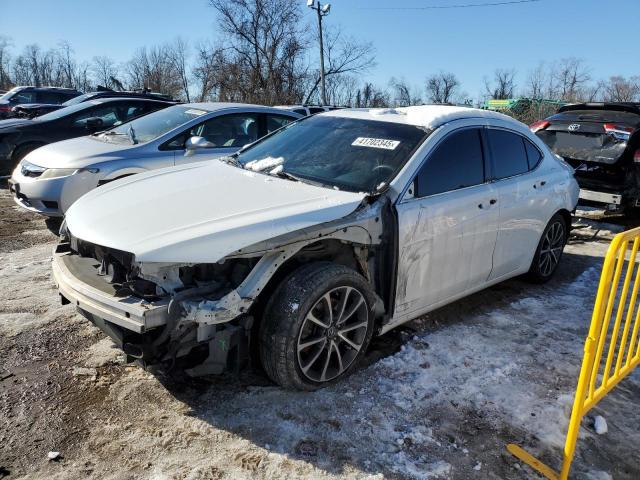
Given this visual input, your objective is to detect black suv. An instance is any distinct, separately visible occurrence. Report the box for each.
[11,87,175,119]
[532,103,640,212]
[0,86,82,119]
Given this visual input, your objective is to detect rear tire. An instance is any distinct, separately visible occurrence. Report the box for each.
[526,213,568,283]
[259,262,375,390]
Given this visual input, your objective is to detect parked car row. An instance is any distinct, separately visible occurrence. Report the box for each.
[0,96,176,177]
[11,87,175,119]
[4,98,578,389]
[0,86,82,119]
[9,103,302,214]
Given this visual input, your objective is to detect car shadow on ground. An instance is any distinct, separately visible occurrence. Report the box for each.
[151,247,607,479]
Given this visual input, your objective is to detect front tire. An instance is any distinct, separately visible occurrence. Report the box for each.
[259,262,375,390]
[526,213,568,283]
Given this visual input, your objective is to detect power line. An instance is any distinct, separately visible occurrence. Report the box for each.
[369,0,541,10]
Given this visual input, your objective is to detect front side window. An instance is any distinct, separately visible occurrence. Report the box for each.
[415,128,485,197]
[235,115,430,193]
[165,113,260,150]
[194,113,259,147]
[487,129,529,180]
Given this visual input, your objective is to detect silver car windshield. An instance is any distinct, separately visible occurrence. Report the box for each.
[236,115,431,193]
[99,105,208,144]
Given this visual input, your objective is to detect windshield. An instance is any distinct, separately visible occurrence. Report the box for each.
[36,101,99,122]
[101,105,208,144]
[0,89,16,101]
[63,92,97,106]
[235,115,430,192]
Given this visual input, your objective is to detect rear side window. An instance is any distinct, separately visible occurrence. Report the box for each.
[415,128,485,197]
[524,139,542,169]
[487,129,529,179]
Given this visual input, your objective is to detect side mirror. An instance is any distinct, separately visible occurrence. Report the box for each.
[184,136,215,156]
[84,117,104,130]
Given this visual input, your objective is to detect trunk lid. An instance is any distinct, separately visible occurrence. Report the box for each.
[536,109,639,165]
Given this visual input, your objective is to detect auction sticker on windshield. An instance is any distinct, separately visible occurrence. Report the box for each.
[352,137,400,150]
[185,109,207,116]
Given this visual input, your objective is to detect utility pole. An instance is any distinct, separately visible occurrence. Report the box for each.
[307,0,331,106]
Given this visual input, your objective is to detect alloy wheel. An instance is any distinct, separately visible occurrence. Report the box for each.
[296,286,369,383]
[539,221,565,277]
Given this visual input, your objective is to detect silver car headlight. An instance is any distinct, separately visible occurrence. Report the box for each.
[38,167,100,179]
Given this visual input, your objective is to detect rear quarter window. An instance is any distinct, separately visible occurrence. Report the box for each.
[524,139,543,169]
[487,129,529,179]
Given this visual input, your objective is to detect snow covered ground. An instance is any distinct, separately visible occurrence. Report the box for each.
[1,188,639,479]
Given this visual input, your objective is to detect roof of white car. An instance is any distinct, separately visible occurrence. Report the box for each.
[322,105,520,129]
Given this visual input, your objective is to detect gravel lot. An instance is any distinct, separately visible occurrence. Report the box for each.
[1,184,639,480]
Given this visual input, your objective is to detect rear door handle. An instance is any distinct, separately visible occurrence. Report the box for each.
[489,198,497,205]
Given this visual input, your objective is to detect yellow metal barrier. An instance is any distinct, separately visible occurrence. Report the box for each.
[508,226,640,480]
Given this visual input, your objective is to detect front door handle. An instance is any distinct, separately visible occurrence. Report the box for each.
[490,198,497,205]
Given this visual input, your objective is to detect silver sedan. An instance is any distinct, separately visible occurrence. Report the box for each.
[9,103,302,216]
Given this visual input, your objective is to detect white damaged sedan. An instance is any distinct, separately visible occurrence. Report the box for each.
[53,105,579,389]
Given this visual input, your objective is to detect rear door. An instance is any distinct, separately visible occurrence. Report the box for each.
[486,128,550,279]
[395,127,499,316]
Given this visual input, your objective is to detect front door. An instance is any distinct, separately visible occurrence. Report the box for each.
[395,127,499,317]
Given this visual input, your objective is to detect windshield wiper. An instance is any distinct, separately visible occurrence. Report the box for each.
[128,124,137,145]
[220,155,243,168]
[272,169,302,183]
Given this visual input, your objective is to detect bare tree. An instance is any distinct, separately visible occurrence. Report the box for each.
[57,41,77,88]
[553,58,590,102]
[603,75,640,102]
[125,45,182,97]
[167,37,191,101]
[426,71,460,103]
[484,69,516,100]
[325,74,359,107]
[0,36,12,90]
[209,0,307,104]
[389,77,422,107]
[525,62,549,99]
[303,26,375,104]
[192,40,219,101]
[355,83,389,108]
[91,56,120,89]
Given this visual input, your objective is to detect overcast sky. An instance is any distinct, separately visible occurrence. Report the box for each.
[1,0,637,100]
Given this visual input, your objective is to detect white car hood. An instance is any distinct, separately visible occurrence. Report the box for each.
[25,136,135,169]
[65,160,366,263]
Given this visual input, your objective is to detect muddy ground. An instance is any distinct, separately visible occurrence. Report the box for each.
[1,184,639,480]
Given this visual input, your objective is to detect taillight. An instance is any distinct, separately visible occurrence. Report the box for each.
[529,120,550,133]
[634,150,640,163]
[603,123,634,140]
[0,105,11,112]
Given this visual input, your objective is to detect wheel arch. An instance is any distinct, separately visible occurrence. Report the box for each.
[248,239,370,321]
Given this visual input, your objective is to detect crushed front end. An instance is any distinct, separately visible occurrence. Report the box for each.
[53,226,260,375]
